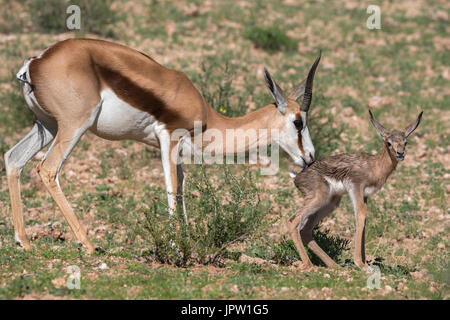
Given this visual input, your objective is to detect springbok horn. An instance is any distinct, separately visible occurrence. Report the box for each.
[300,50,321,112]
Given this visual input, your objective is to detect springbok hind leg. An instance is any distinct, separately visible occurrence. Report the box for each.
[301,197,341,268]
[4,121,56,249]
[287,200,323,269]
[38,103,101,253]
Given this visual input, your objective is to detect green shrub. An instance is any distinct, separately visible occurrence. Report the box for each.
[244,26,297,52]
[138,165,269,266]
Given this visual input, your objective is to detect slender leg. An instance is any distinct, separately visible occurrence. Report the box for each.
[38,103,101,254]
[176,162,187,222]
[39,128,94,253]
[4,121,55,249]
[159,129,180,215]
[288,213,313,268]
[301,197,341,268]
[349,186,368,269]
[287,198,324,268]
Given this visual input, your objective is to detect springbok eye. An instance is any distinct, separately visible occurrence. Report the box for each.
[387,141,392,147]
[404,141,408,146]
[293,119,303,131]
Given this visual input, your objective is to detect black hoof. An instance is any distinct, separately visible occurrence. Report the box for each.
[95,247,106,254]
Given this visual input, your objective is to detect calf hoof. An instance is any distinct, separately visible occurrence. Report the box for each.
[292,260,315,271]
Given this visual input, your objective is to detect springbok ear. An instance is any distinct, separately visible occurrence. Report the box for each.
[369,109,387,137]
[405,111,423,138]
[263,68,287,114]
[289,50,322,108]
[288,78,306,102]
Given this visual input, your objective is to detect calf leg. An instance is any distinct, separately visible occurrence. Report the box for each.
[287,194,327,268]
[349,186,369,269]
[300,196,342,268]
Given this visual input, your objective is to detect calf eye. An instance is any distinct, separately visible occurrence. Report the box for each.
[293,119,303,130]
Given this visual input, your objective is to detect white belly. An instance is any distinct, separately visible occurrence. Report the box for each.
[324,177,347,196]
[90,89,163,147]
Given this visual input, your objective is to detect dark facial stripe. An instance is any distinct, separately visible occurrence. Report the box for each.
[294,112,305,155]
[297,132,305,154]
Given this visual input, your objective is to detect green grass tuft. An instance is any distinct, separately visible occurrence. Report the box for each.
[244,26,297,52]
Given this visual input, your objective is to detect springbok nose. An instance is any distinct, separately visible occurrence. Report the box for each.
[397,152,404,157]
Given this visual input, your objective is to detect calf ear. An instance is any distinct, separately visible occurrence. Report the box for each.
[369,109,387,137]
[263,68,287,114]
[405,111,423,138]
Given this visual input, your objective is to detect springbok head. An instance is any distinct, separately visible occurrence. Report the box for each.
[263,51,321,168]
[369,109,423,161]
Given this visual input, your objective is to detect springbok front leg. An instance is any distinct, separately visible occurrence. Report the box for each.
[4,121,56,249]
[349,186,368,269]
[158,129,180,215]
[38,103,102,254]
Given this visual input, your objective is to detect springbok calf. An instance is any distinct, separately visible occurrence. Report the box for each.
[289,109,423,269]
[5,38,321,253]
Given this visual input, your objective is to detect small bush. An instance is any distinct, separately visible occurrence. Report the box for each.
[271,238,300,266]
[244,26,297,52]
[271,227,350,266]
[138,165,269,266]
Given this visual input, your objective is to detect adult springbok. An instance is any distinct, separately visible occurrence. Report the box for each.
[5,38,321,253]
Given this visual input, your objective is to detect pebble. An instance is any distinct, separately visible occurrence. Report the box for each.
[99,263,109,270]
